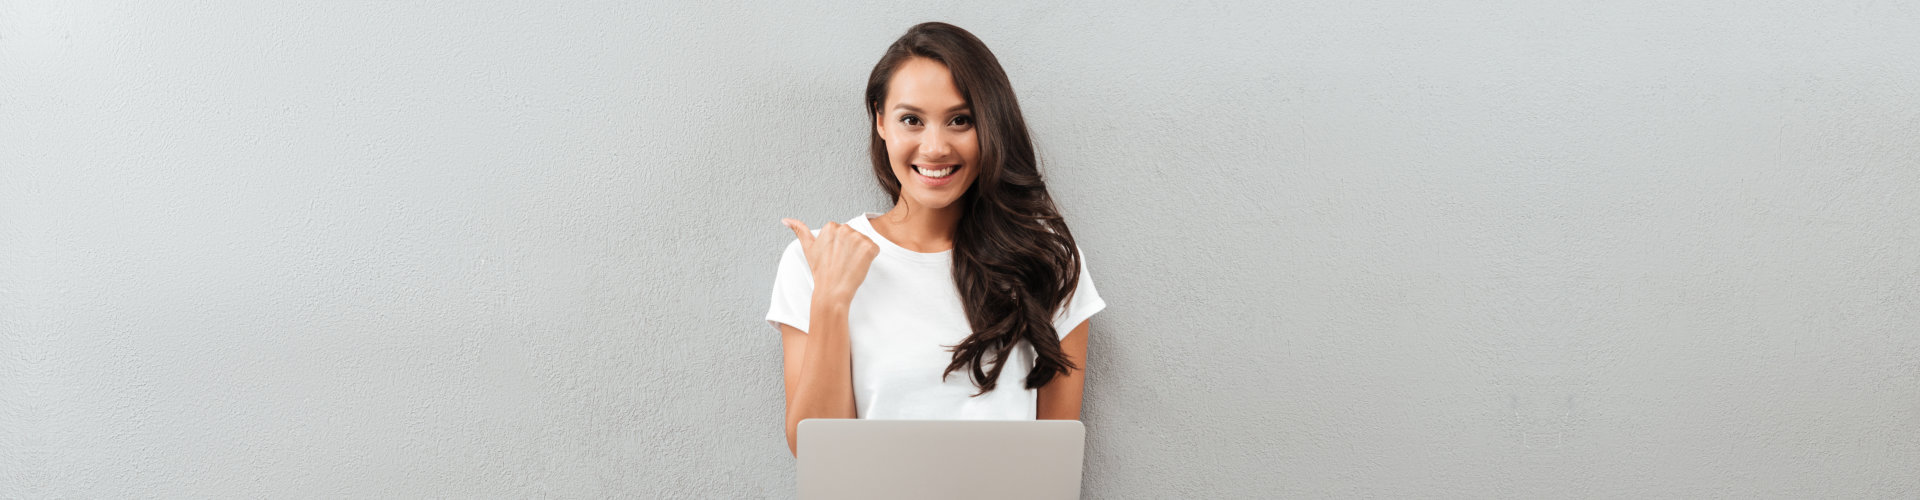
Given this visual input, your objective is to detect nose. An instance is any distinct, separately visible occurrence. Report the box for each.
[917,126,953,160]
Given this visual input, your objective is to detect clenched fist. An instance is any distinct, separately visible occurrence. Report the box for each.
[783,218,880,304]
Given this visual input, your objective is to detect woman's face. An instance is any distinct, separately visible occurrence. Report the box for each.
[875,57,980,211]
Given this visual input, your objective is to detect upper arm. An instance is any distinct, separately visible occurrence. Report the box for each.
[779,323,808,414]
[766,239,815,335]
[1036,319,1090,420]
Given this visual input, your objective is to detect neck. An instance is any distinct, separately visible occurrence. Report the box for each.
[873,199,962,253]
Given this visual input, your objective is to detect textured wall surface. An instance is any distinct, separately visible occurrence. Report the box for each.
[3,1,1918,498]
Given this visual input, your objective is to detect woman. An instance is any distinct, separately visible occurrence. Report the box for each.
[766,22,1105,458]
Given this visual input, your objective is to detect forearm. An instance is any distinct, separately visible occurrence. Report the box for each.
[785,293,857,456]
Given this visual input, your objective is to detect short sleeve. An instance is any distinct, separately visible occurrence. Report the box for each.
[1050,246,1105,340]
[765,237,816,334]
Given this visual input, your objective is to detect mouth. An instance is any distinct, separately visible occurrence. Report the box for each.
[912,163,960,179]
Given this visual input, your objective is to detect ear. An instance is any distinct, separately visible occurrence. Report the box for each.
[873,109,887,141]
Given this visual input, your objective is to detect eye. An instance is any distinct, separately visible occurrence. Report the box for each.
[950,115,973,127]
[900,115,922,127]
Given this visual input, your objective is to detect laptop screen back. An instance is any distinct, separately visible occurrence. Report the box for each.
[797,419,1086,500]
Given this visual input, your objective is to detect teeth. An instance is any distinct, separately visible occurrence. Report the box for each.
[915,165,955,178]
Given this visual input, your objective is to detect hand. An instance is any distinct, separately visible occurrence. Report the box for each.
[783,218,880,304]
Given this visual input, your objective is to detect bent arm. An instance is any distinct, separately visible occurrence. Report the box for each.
[781,293,858,457]
[1036,319,1091,420]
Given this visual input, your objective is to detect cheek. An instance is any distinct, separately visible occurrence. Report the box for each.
[887,138,913,165]
[893,148,914,171]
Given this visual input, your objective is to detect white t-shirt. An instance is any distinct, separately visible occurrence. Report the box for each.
[765,212,1106,420]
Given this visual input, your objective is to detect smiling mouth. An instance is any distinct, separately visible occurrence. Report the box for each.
[913,164,959,178]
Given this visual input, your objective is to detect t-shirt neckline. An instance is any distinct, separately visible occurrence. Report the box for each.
[853,212,952,265]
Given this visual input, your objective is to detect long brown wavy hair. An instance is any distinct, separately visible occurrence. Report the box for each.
[865,22,1082,397]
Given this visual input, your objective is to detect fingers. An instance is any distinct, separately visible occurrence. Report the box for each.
[850,230,879,257]
[785,219,873,262]
[820,221,842,254]
[782,218,814,249]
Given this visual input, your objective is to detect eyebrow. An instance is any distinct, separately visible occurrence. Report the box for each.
[892,103,971,114]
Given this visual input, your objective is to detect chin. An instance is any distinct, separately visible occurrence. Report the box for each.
[910,196,960,210]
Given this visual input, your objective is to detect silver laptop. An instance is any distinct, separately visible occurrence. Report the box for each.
[797,419,1086,500]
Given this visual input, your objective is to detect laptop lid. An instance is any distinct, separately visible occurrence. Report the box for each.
[797,419,1086,500]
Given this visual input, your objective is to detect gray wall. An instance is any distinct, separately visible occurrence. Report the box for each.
[4,1,1917,498]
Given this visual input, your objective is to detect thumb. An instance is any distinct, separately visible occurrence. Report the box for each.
[782,218,815,249]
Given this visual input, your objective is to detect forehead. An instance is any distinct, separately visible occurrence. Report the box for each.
[886,57,966,110]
